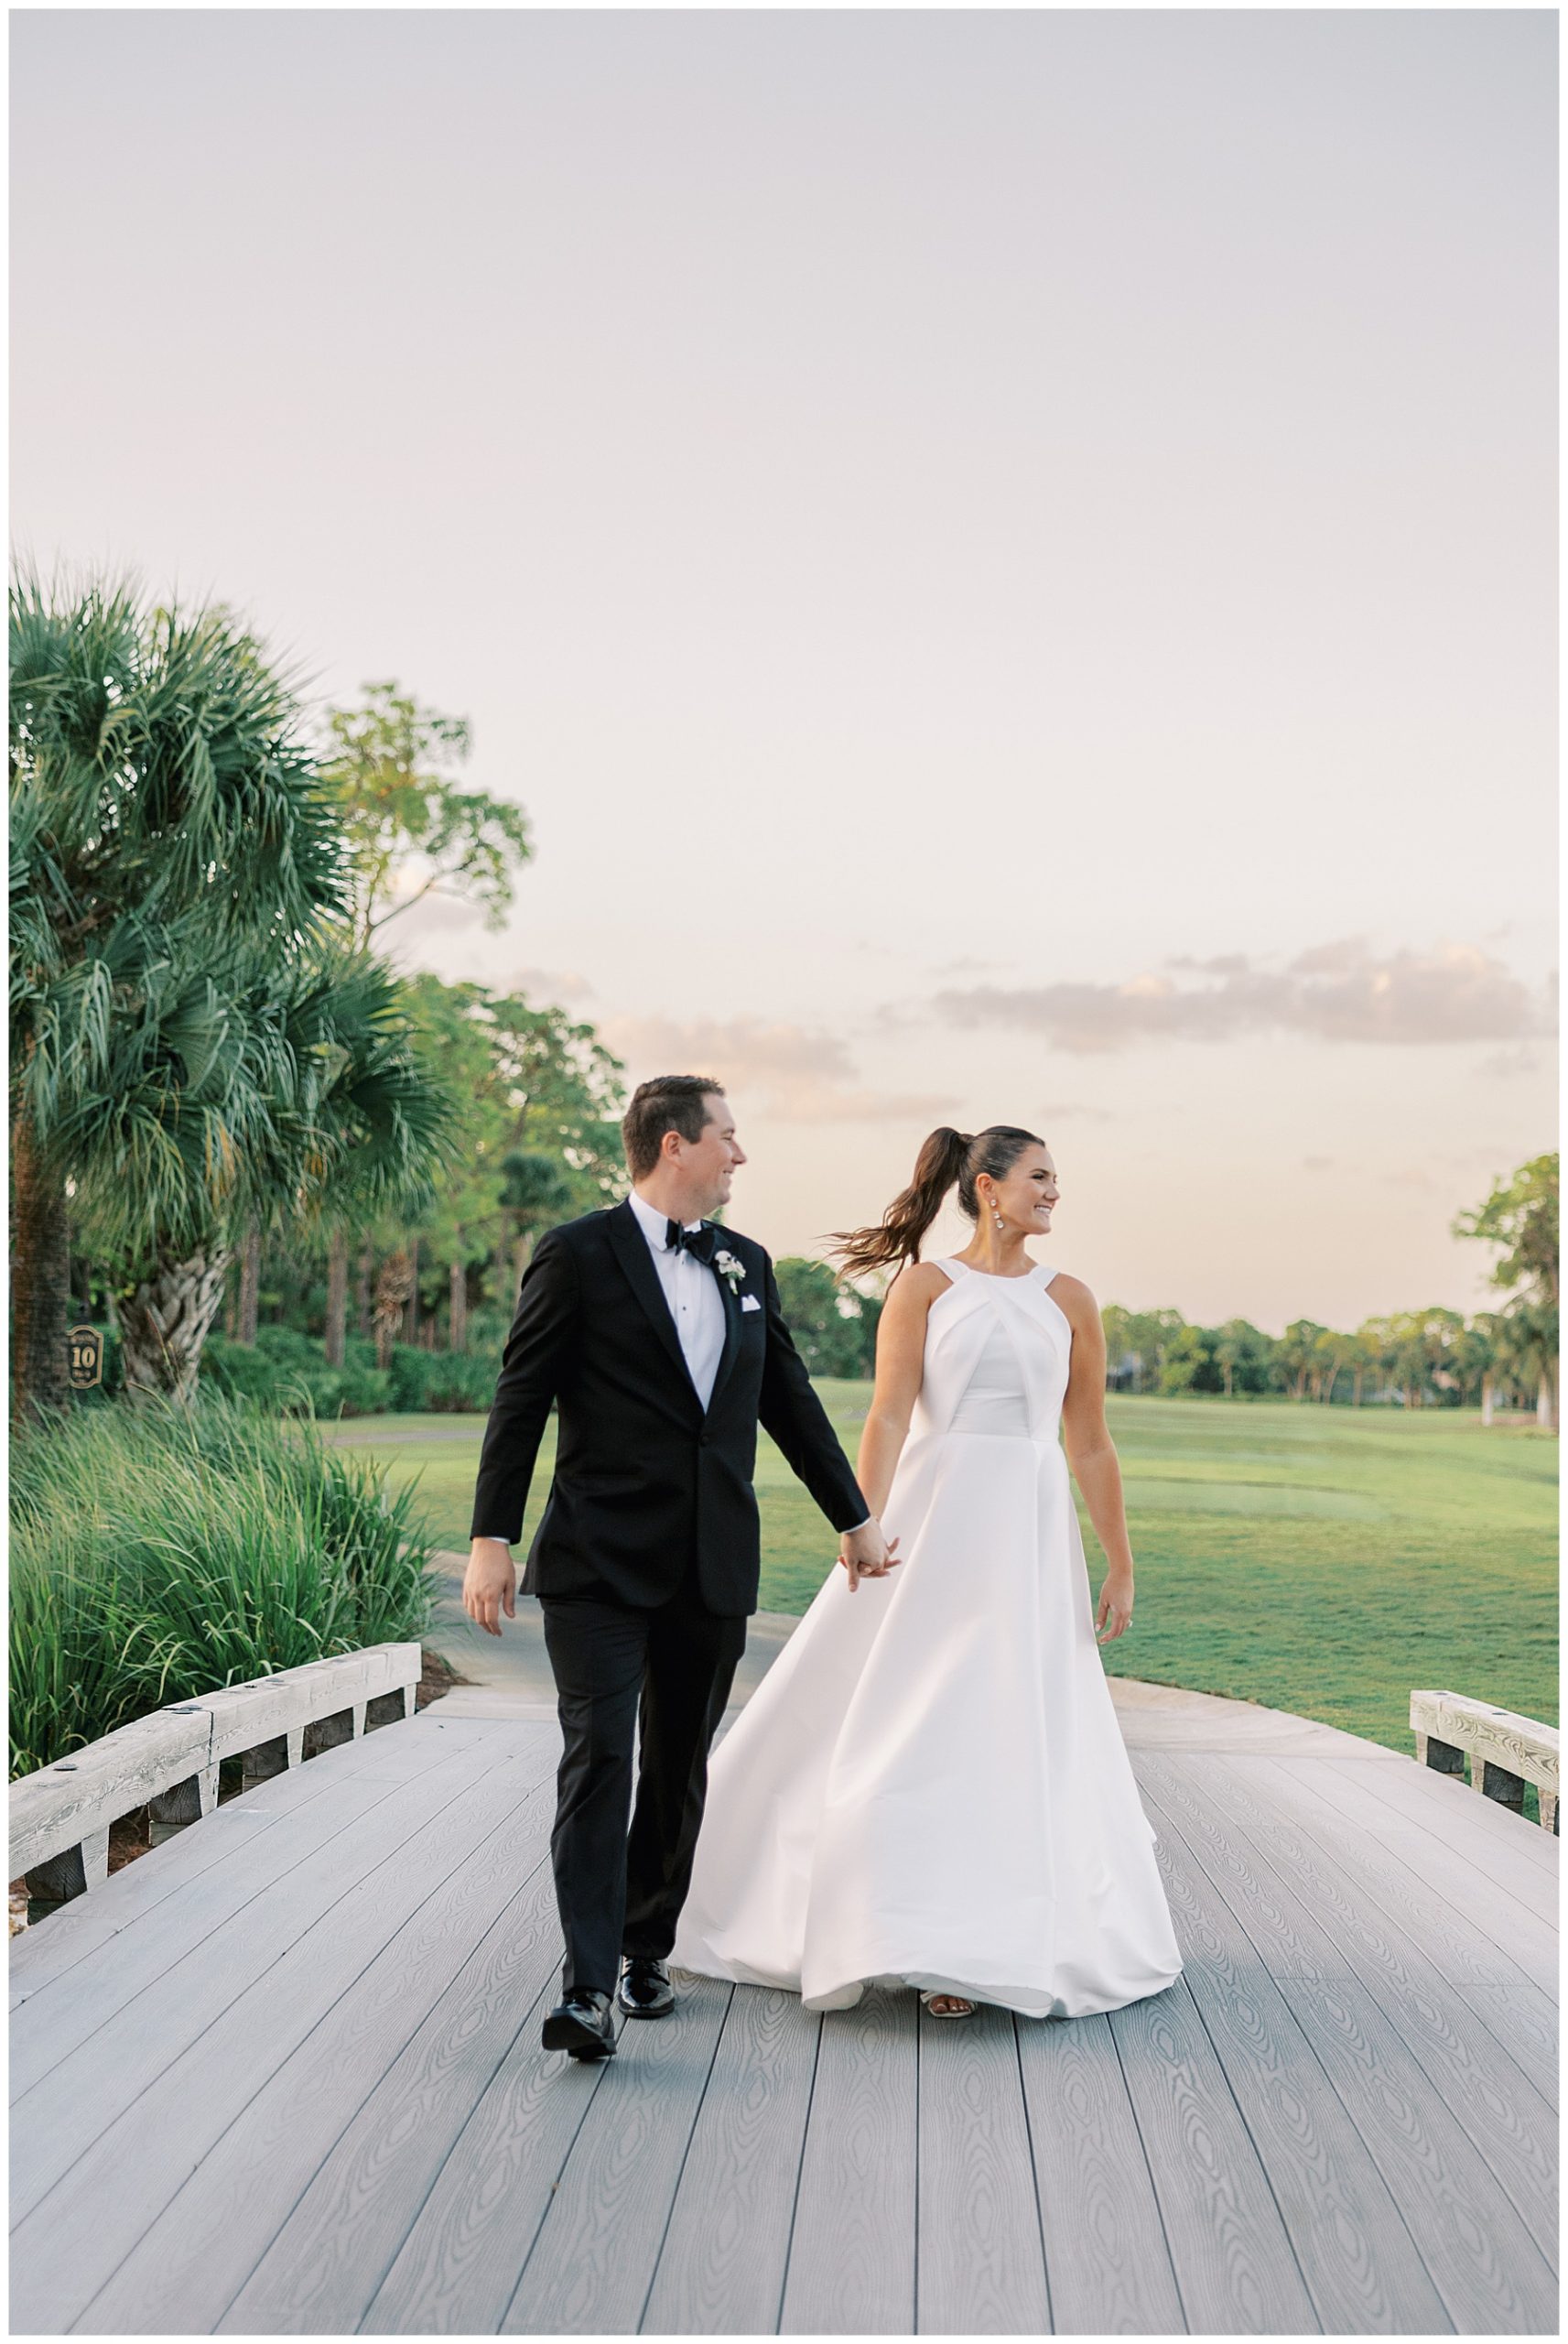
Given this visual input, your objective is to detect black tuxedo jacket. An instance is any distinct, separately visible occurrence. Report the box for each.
[469,1200,870,1615]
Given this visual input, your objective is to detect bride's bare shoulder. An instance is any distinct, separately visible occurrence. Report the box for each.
[1045,1270,1098,1322]
[885,1259,951,1313]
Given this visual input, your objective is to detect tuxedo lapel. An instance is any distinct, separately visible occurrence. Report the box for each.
[706,1268,743,1417]
[605,1200,700,1406]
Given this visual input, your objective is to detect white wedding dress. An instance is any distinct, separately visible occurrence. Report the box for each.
[671,1256,1184,2018]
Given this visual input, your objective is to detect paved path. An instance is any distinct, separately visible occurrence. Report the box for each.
[10,1670,1557,2333]
[427,1550,803,1721]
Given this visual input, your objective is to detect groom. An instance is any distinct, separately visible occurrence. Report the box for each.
[464,1075,891,2060]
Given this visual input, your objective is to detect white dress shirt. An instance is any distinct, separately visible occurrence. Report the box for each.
[628,1186,729,1411]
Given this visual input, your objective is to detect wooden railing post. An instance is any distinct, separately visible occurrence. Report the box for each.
[1411,1690,1559,1833]
[10,1643,423,1928]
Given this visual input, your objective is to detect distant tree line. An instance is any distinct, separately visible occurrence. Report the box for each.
[1103,1155,1558,1427]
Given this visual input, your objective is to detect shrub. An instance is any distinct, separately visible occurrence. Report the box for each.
[9,1394,438,1776]
[387,1345,497,1414]
[203,1327,392,1417]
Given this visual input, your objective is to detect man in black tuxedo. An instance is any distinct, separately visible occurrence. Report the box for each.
[465,1075,892,2060]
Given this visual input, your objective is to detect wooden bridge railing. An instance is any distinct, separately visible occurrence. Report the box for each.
[1411,1687,1560,1833]
[9,1642,422,1925]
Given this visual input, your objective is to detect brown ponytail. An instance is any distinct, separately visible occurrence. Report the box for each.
[829,1123,1045,1280]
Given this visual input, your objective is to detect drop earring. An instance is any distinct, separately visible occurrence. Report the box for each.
[992,1210,1004,1231]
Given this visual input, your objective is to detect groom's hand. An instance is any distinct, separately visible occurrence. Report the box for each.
[838,1518,901,1593]
[463,1537,516,1636]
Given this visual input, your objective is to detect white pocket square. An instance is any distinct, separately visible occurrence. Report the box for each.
[741,1294,762,1313]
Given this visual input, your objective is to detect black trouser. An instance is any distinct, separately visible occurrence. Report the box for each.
[538,1564,748,1996]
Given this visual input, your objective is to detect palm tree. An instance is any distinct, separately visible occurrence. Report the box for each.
[10,576,344,1417]
[97,950,451,1403]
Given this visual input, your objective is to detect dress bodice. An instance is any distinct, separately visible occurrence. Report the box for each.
[914,1256,1072,1444]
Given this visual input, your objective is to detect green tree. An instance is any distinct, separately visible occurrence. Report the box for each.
[774,1257,879,1379]
[320,682,532,949]
[1158,1322,1223,1396]
[345,978,625,1358]
[499,1152,575,1292]
[1101,1305,1188,1393]
[1215,1318,1275,1398]
[1455,1155,1559,1428]
[10,577,343,1416]
[1276,1319,1329,1400]
[1346,1325,1386,1406]
[1312,1325,1366,1405]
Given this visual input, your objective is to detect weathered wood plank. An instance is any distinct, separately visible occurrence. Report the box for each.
[1140,1763,1556,2330]
[10,1740,541,2317]
[200,1642,418,1762]
[780,1985,916,2337]
[7,1644,421,1883]
[1109,1973,1320,2334]
[9,1801,276,2012]
[1147,1789,1452,2332]
[8,1720,498,2101]
[915,2001,1050,2335]
[84,1758,560,2334]
[1233,1754,1560,2004]
[1276,1980,1558,2337]
[1410,1690,1558,1815]
[1153,1754,1559,2260]
[10,1771,409,2105]
[1015,2005,1184,2336]
[1320,1754,1559,1892]
[499,1973,733,2333]
[1235,1755,1560,1998]
[9,1707,213,1878]
[642,1984,820,2334]
[356,1944,620,2335]
[10,1714,509,2015]
[1452,1984,1559,2106]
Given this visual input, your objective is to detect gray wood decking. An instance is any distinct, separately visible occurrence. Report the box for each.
[9,1691,1559,2335]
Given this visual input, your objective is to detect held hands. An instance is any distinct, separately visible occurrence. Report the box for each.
[1095,1571,1133,1643]
[838,1518,901,1594]
[463,1537,516,1637]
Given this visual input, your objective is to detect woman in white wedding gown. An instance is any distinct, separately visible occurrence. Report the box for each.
[672,1123,1184,2021]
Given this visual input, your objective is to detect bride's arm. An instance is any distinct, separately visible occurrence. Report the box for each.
[837,1264,945,1586]
[1054,1277,1135,1641]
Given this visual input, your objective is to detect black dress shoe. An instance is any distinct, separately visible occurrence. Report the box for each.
[617,1956,676,2019]
[541,1989,616,2060]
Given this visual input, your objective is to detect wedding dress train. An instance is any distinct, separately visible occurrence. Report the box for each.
[671,1256,1184,2018]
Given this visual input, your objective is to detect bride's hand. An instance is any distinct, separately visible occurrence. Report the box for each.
[838,1520,900,1592]
[1095,1573,1133,1642]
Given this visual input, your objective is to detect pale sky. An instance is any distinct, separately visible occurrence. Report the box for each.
[11,9,1557,1332]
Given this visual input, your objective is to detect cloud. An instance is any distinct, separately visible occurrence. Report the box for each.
[599,1015,952,1124]
[1476,1044,1543,1079]
[931,939,1553,1055]
[508,964,597,1003]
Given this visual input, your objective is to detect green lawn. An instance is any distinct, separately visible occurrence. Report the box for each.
[326,1390,1557,1766]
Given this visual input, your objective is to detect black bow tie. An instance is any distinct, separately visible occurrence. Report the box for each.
[666,1219,718,1264]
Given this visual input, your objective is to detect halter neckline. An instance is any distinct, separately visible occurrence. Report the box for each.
[940,1254,1053,1285]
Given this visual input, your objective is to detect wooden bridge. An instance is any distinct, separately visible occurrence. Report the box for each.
[9,1661,1559,2334]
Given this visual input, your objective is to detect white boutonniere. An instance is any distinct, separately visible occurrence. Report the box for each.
[712,1249,746,1294]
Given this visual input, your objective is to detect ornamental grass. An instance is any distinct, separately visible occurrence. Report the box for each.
[9,1393,438,1777]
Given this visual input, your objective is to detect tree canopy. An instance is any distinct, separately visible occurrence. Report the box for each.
[320,681,532,949]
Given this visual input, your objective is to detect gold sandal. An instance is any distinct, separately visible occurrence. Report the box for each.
[920,1990,976,2019]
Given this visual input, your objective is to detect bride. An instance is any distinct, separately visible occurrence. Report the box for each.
[671,1123,1184,2021]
